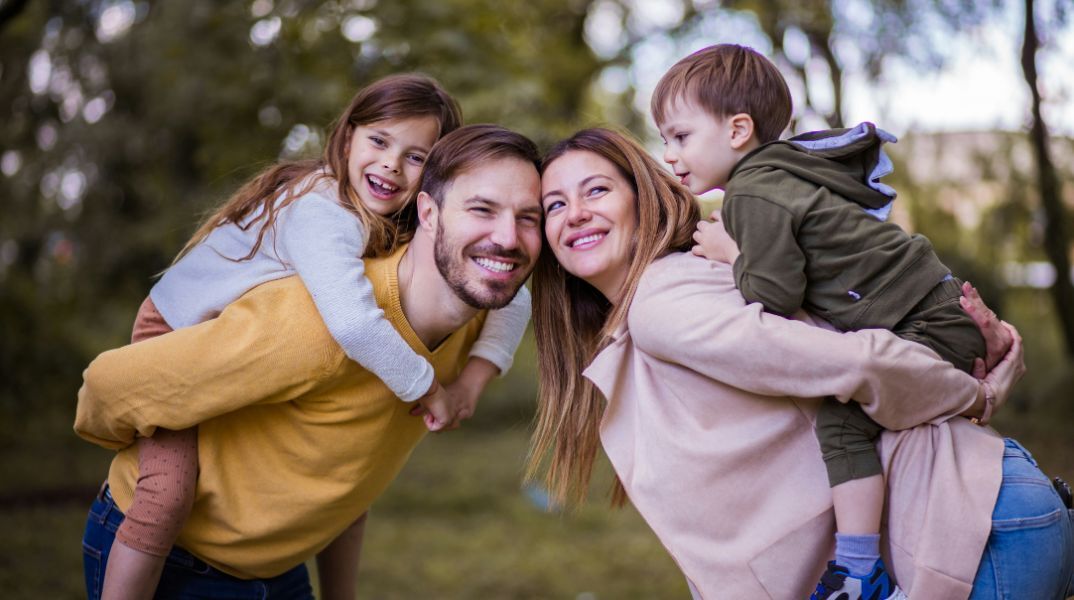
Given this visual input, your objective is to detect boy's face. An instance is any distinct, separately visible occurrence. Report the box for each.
[657,99,744,194]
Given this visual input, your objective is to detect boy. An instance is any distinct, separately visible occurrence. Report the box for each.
[651,44,1005,600]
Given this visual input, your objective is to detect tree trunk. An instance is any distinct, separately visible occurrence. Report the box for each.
[1021,0,1074,357]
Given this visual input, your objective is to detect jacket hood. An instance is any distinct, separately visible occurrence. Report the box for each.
[732,122,898,217]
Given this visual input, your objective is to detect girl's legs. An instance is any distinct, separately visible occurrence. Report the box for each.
[969,438,1074,599]
[97,297,199,600]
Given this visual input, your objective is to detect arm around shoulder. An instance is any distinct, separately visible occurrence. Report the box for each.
[278,194,435,402]
[469,285,530,375]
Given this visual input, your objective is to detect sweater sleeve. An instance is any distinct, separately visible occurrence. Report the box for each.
[276,194,434,402]
[468,285,530,375]
[74,279,344,450]
[627,255,980,431]
[722,194,807,317]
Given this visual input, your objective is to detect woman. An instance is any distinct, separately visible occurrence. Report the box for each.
[527,127,1074,599]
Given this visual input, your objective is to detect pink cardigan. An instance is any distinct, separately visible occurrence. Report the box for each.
[584,253,1003,600]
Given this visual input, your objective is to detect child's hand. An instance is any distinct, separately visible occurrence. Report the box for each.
[409,379,466,432]
[692,209,740,264]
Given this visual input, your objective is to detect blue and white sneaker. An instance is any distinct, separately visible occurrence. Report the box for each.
[809,559,908,600]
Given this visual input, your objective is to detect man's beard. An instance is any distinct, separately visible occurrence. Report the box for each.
[434,220,528,310]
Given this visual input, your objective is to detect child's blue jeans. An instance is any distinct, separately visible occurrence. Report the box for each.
[83,484,314,600]
[969,438,1074,599]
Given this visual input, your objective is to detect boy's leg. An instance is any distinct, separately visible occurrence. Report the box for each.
[892,278,986,376]
[816,398,886,577]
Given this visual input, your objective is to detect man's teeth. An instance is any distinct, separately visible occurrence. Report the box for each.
[367,175,399,193]
[474,257,515,273]
[571,233,604,247]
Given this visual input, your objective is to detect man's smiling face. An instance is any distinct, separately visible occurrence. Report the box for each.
[431,156,542,309]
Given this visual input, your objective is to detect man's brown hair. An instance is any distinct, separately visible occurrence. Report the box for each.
[651,44,792,144]
[418,123,540,207]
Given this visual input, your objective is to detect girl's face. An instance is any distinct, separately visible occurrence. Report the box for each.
[541,150,638,303]
[346,116,441,216]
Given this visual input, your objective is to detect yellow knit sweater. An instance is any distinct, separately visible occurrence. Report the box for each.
[74,245,486,579]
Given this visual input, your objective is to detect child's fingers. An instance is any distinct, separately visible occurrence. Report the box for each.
[424,413,444,432]
[409,404,425,416]
[708,208,721,221]
[692,244,705,256]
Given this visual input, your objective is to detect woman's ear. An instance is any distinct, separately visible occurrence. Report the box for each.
[728,113,756,150]
[416,191,438,233]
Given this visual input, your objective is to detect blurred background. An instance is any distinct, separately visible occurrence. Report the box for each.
[1,0,1072,597]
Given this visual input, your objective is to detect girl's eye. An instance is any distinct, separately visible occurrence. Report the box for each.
[406,154,426,165]
[585,186,608,198]
[675,133,688,143]
[369,136,387,147]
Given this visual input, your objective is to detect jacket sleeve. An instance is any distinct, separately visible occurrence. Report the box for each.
[277,194,434,402]
[627,255,979,430]
[74,280,343,450]
[721,194,807,317]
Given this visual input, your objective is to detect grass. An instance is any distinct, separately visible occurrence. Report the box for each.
[0,409,688,599]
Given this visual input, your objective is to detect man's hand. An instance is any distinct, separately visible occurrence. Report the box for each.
[692,209,741,264]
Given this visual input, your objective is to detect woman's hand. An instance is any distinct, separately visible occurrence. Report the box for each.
[975,322,1026,423]
[959,281,1013,375]
[692,209,741,264]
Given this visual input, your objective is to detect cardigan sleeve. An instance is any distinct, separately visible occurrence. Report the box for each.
[721,194,807,317]
[276,194,435,402]
[626,254,979,431]
[74,278,344,450]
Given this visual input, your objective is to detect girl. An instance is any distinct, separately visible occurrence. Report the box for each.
[97,74,531,598]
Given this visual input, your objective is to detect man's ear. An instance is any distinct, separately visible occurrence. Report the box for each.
[416,191,438,233]
[728,113,756,150]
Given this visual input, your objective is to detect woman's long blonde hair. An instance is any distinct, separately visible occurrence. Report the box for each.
[527,127,700,506]
[173,73,462,263]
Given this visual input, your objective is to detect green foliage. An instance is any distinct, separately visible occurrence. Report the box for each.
[0,0,632,410]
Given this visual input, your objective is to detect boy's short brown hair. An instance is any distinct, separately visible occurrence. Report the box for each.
[651,44,792,144]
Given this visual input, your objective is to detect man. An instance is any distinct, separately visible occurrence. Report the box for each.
[74,124,543,598]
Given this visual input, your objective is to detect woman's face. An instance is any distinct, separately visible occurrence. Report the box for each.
[541,150,638,303]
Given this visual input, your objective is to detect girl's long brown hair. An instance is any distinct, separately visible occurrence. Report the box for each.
[174,73,462,263]
[527,128,700,507]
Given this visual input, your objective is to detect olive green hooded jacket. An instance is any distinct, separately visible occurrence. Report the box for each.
[721,122,950,331]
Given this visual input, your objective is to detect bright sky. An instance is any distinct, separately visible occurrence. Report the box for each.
[607,0,1074,138]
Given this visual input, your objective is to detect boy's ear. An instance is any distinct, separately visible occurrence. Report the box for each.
[728,113,756,150]
[416,191,438,233]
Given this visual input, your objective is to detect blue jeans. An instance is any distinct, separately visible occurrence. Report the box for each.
[969,439,1074,599]
[83,485,314,600]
